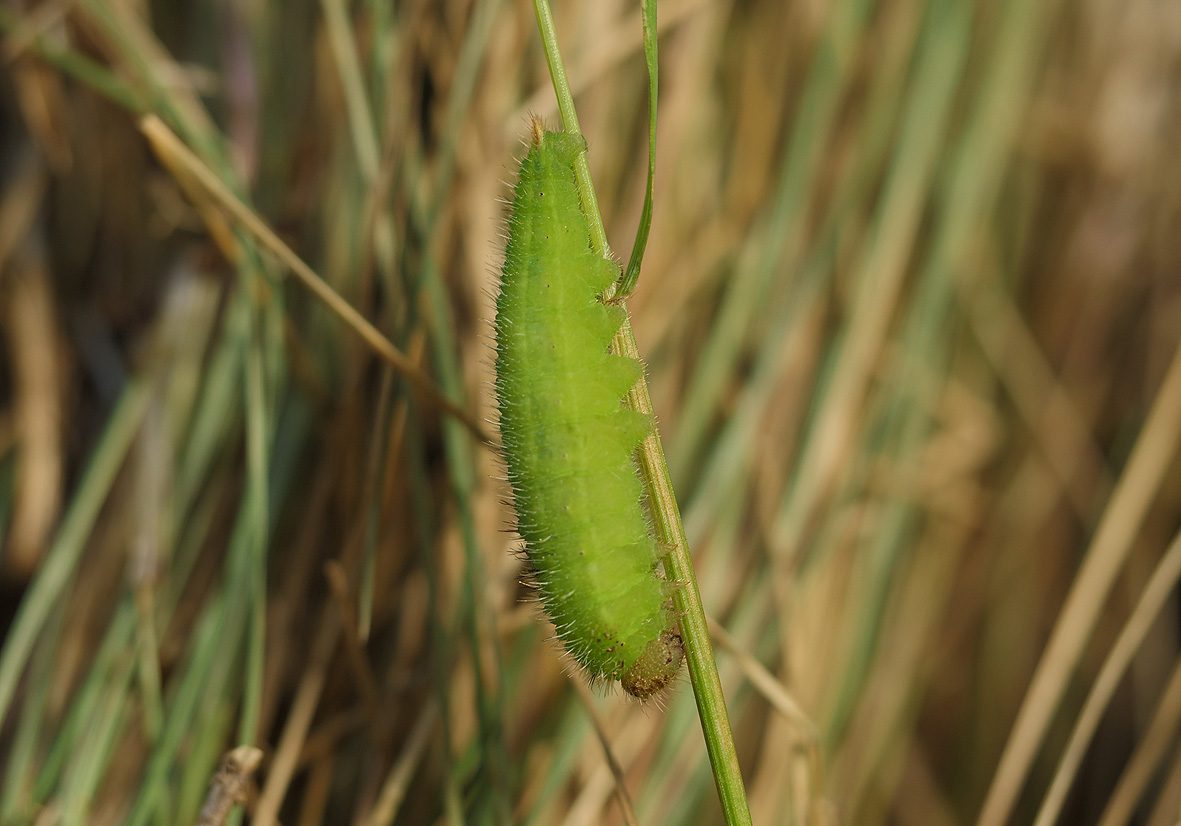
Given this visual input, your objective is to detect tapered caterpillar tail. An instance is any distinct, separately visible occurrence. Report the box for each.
[493,122,682,700]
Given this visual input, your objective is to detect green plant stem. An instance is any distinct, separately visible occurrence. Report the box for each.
[618,0,658,298]
[531,0,610,259]
[530,3,751,823]
[615,320,752,825]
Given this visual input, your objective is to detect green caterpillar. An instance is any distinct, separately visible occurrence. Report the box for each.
[493,122,682,700]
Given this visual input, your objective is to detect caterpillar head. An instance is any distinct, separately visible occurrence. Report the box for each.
[620,629,684,700]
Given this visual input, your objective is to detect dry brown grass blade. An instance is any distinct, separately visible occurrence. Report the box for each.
[964,272,1110,520]
[1034,528,1181,825]
[4,245,63,577]
[362,704,438,826]
[252,612,340,826]
[708,616,817,740]
[137,114,490,444]
[1145,747,1181,826]
[979,334,1181,826]
[1098,659,1181,826]
[571,678,641,826]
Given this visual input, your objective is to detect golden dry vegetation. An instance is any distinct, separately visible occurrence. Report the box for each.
[1,0,1180,824]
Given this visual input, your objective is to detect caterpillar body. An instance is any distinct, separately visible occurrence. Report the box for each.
[493,123,683,700]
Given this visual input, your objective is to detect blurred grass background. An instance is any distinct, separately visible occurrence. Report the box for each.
[1,0,1180,823]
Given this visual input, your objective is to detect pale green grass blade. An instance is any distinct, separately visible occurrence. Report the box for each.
[0,381,151,728]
